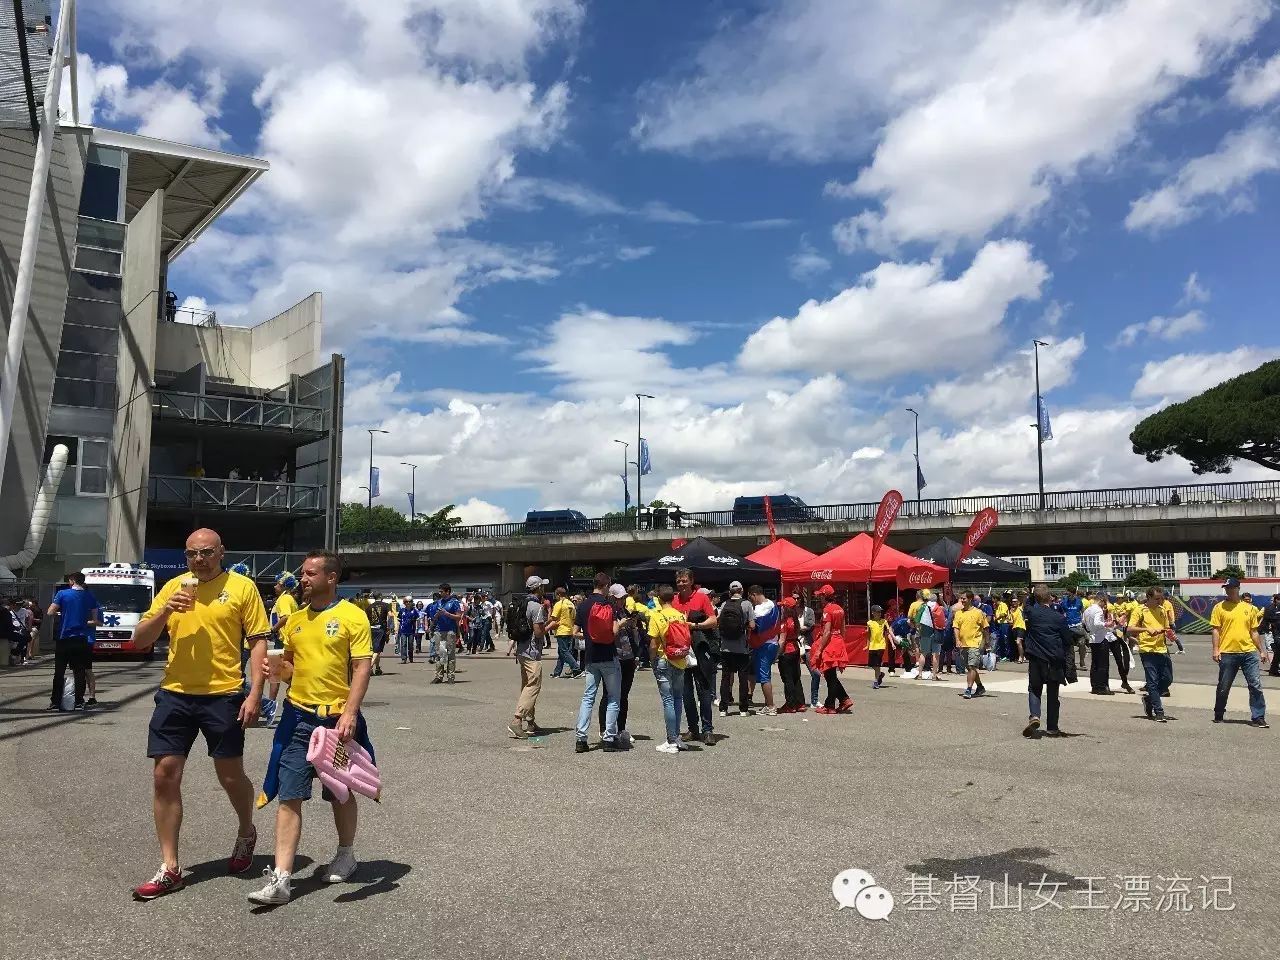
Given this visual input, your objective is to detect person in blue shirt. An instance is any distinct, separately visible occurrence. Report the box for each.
[431,584,463,683]
[46,572,100,711]
[1056,586,1088,669]
[889,613,912,675]
[397,597,418,664]
[424,593,441,663]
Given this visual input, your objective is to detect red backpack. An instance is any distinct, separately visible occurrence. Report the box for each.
[663,616,692,661]
[587,599,616,645]
[930,602,947,631]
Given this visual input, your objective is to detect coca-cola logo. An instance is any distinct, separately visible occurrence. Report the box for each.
[967,511,997,547]
[809,569,834,581]
[708,556,740,565]
[906,569,934,586]
[657,555,683,564]
[874,491,903,539]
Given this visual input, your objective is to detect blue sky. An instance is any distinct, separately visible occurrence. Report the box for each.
[73,1,1280,523]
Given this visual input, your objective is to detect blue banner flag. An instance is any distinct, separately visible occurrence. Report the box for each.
[916,462,927,491]
[639,438,652,476]
[1037,398,1053,442]
[370,465,381,498]
[407,492,415,517]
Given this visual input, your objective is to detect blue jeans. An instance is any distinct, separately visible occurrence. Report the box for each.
[653,659,685,744]
[1141,652,1173,717]
[1215,651,1266,721]
[397,632,414,660]
[552,635,579,676]
[576,660,622,743]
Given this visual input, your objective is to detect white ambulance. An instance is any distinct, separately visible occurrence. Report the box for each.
[82,563,157,659]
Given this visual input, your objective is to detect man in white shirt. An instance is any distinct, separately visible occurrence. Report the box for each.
[1084,594,1116,695]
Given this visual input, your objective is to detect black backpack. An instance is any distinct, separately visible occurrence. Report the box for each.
[507,594,534,643]
[718,599,748,646]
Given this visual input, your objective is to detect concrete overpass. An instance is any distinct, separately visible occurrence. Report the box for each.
[339,480,1280,592]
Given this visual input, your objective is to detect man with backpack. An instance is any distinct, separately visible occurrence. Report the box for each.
[573,573,626,753]
[506,577,547,739]
[905,589,946,680]
[717,582,753,717]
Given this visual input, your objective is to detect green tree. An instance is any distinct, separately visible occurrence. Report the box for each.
[1130,358,1280,474]
[338,502,411,536]
[1124,568,1164,590]
[1054,570,1095,591]
[1212,564,1246,581]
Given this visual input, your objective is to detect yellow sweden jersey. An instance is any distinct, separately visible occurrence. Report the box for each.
[283,599,374,709]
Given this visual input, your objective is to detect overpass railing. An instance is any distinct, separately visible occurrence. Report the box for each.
[340,479,1280,548]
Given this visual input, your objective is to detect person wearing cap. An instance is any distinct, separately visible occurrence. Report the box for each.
[866,604,889,690]
[431,583,463,684]
[905,588,941,681]
[1127,587,1175,724]
[1211,578,1269,728]
[572,573,626,753]
[811,584,852,714]
[777,596,807,711]
[716,581,753,717]
[396,596,418,664]
[506,576,547,738]
[672,568,719,746]
[599,582,639,745]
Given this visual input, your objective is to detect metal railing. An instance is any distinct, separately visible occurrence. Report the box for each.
[148,475,325,513]
[225,551,309,580]
[152,389,326,434]
[340,479,1280,548]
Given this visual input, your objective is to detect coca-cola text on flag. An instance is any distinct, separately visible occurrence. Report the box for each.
[869,489,905,571]
[896,565,946,590]
[956,507,999,564]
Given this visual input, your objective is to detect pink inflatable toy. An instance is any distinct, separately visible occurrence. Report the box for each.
[306,725,382,803]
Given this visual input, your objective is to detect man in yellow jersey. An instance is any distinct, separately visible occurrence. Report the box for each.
[129,528,272,900]
[1211,577,1269,728]
[250,550,374,905]
[954,591,990,700]
[1127,587,1174,723]
[262,574,299,727]
[548,586,582,679]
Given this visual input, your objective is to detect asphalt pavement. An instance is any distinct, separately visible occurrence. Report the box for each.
[2,634,1278,960]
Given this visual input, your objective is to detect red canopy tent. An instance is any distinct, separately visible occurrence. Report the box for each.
[745,538,818,576]
[783,533,949,666]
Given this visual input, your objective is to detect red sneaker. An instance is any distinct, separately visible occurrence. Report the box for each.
[133,864,185,900]
[815,706,836,715]
[794,704,809,712]
[837,699,854,714]
[228,825,257,874]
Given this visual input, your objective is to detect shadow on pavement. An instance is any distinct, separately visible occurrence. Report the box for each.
[906,846,1082,889]
[0,682,157,741]
[249,858,410,910]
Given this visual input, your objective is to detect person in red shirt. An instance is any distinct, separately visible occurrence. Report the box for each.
[811,585,852,714]
[671,569,719,745]
[776,597,807,713]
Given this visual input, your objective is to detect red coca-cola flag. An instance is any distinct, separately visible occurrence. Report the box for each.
[763,495,777,543]
[956,507,999,564]
[869,489,904,571]
[897,565,947,590]
[671,538,687,550]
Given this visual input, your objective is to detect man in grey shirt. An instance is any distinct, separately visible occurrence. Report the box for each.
[717,581,754,717]
[507,576,547,739]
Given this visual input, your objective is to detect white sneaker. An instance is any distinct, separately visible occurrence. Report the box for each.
[760,706,778,716]
[655,742,679,754]
[248,868,292,905]
[904,669,919,680]
[325,848,357,883]
[921,670,934,680]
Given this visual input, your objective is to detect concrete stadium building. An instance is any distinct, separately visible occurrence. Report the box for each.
[0,2,343,585]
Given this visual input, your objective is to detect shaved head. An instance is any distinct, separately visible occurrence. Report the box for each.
[187,528,223,549]
[184,528,225,580]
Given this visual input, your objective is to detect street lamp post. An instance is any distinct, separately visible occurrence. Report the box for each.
[905,407,922,511]
[1032,339,1047,511]
[613,439,629,514]
[635,394,654,529]
[400,462,418,522]
[367,428,389,522]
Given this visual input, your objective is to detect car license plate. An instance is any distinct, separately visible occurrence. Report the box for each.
[96,641,122,650]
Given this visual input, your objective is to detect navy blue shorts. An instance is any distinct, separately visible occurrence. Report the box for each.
[147,688,245,759]
[371,627,386,654]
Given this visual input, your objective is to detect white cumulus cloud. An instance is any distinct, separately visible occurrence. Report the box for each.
[1113,311,1208,347]
[1132,347,1279,401]
[1228,52,1280,108]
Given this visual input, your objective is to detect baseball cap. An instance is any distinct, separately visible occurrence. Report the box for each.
[920,588,932,599]
[525,575,544,589]
[815,584,835,597]
[1224,576,1241,588]
[729,580,744,592]
[780,596,797,608]
[608,583,627,599]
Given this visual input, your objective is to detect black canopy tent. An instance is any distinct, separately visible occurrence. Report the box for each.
[910,537,1033,586]
[614,536,780,587]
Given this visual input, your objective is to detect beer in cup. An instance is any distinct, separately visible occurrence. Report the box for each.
[180,575,199,599]
[267,648,285,682]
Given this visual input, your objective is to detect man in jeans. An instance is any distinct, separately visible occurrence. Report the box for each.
[431,583,463,684]
[672,569,718,746]
[716,582,752,717]
[573,573,625,753]
[47,572,101,711]
[506,577,546,739]
[1211,578,1270,728]
[647,585,689,754]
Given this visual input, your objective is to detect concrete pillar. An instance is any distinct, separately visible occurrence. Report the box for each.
[105,188,163,561]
